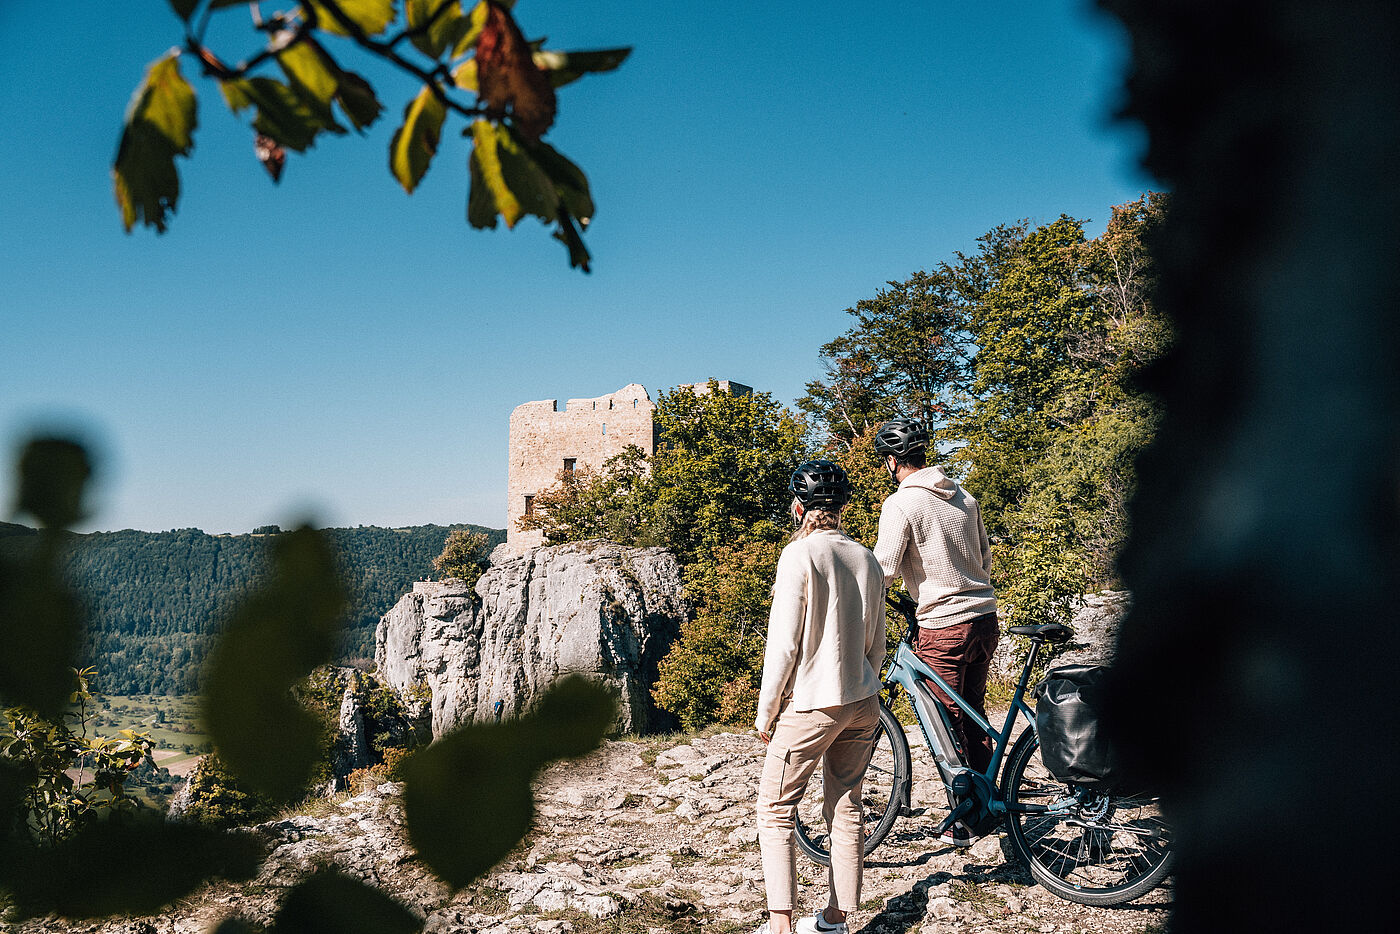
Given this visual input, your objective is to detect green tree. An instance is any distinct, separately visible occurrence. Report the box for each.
[647,383,807,566]
[115,1,629,270]
[799,269,974,449]
[175,754,277,830]
[945,200,1171,628]
[652,540,780,729]
[517,445,652,545]
[0,668,155,846]
[798,224,1028,451]
[645,385,806,727]
[432,528,492,589]
[805,197,1171,637]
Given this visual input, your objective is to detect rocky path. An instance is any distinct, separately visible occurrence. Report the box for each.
[9,723,1169,934]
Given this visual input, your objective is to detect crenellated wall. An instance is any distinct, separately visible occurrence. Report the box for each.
[506,383,658,551]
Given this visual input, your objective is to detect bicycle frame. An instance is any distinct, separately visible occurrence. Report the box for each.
[882,625,1049,818]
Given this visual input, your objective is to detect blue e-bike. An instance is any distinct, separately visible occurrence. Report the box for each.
[793,596,1172,907]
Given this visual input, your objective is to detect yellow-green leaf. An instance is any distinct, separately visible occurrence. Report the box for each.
[113,51,197,233]
[277,40,339,105]
[389,85,447,194]
[307,0,398,38]
[466,145,497,228]
[450,0,490,57]
[407,0,469,59]
[496,129,558,221]
[221,77,343,152]
[451,58,477,93]
[531,47,632,88]
[467,119,555,228]
[469,120,519,226]
[277,39,382,133]
[523,138,594,228]
[335,68,384,132]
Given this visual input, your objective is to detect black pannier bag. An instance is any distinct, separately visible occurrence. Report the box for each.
[1034,664,1122,791]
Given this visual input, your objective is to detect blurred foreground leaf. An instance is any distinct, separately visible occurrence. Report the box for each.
[474,0,555,141]
[114,51,197,232]
[391,86,448,194]
[0,813,262,919]
[0,567,81,717]
[403,675,615,887]
[309,0,398,38]
[15,439,90,530]
[222,76,344,153]
[203,526,347,801]
[0,757,36,847]
[0,438,90,715]
[532,48,632,88]
[271,870,421,934]
[407,0,472,60]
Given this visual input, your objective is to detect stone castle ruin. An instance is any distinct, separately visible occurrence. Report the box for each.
[506,381,751,551]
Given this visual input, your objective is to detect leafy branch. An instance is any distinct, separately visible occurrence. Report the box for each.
[114,1,631,270]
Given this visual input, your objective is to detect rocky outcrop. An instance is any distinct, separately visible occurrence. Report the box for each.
[991,590,1132,681]
[375,541,688,738]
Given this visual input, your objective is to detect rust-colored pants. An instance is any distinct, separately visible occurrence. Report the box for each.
[915,613,1000,774]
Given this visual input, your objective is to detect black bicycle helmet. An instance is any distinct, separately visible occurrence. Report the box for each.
[790,460,852,509]
[873,417,929,458]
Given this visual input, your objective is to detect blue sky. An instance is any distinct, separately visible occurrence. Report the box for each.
[0,1,1157,534]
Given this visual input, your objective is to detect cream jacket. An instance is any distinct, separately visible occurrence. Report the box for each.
[872,466,997,629]
[754,530,887,734]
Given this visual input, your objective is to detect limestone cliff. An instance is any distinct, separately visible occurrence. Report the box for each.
[375,541,688,737]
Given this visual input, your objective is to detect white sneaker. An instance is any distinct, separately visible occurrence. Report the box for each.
[795,909,849,934]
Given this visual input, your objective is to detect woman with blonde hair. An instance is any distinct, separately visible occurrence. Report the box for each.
[753,460,887,934]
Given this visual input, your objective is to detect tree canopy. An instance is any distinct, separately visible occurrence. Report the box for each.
[803,193,1172,628]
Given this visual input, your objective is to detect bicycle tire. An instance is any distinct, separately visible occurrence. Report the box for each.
[794,700,910,866]
[1001,729,1173,906]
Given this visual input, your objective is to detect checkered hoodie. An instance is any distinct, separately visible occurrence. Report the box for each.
[873,467,997,629]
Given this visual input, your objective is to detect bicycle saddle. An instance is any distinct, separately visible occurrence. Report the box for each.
[1007,622,1074,643]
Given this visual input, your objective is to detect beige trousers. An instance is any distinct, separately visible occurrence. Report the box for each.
[756,694,880,912]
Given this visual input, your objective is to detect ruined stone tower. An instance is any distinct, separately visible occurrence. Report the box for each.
[505,380,752,552]
[506,384,658,551]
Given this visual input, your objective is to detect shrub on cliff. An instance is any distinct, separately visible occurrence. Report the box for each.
[432,529,492,591]
[652,541,781,729]
[176,754,276,831]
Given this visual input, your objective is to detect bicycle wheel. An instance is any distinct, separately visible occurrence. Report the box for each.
[794,700,910,866]
[1001,729,1173,906]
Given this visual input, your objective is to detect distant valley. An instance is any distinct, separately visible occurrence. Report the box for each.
[0,521,504,695]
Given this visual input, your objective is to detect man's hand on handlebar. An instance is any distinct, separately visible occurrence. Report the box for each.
[886,590,917,618]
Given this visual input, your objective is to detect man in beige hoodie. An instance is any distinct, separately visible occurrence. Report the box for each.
[871,418,999,843]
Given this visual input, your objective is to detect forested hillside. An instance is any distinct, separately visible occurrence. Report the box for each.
[0,522,503,695]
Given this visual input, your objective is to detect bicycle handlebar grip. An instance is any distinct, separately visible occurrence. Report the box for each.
[886,592,917,617]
